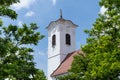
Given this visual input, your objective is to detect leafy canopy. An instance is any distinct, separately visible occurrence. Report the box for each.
[58,0,120,80]
[0,0,46,80]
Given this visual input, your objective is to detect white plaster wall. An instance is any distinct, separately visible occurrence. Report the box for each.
[47,20,76,80]
[48,26,61,80]
[48,55,60,80]
[52,77,56,80]
[48,26,60,58]
[59,24,76,62]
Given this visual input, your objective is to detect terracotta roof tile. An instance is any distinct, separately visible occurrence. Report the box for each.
[51,50,82,77]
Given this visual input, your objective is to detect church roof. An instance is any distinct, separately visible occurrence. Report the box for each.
[46,10,78,30]
[51,50,83,77]
[46,18,78,30]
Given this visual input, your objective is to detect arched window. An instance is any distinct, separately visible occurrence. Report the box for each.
[66,34,71,45]
[52,35,56,47]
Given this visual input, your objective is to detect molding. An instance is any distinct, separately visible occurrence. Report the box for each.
[48,54,60,59]
[48,53,67,59]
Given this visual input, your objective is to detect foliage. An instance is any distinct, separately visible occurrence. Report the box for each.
[58,0,120,80]
[34,70,46,80]
[0,0,19,19]
[0,0,46,80]
[57,73,79,80]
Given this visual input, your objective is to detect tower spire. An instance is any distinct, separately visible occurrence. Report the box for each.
[60,9,62,19]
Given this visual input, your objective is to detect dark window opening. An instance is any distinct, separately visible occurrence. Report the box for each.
[52,35,56,47]
[66,34,71,45]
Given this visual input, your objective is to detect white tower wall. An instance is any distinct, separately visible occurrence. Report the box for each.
[59,24,76,62]
[47,18,77,80]
[48,26,61,80]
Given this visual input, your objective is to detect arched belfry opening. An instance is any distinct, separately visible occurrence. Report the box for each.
[66,34,71,45]
[52,35,56,47]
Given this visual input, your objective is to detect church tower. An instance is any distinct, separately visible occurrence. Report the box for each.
[47,10,77,80]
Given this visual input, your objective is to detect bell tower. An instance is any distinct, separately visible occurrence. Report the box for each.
[47,10,77,80]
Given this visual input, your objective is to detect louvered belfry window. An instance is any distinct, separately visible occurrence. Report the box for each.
[66,34,71,45]
[52,35,56,47]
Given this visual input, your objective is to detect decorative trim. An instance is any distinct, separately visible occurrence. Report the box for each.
[48,53,67,59]
[48,54,60,59]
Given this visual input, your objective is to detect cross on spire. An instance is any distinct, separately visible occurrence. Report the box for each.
[60,9,62,19]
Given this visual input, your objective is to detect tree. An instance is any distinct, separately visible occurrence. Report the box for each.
[58,0,120,80]
[0,0,18,19]
[0,0,46,80]
[34,70,46,80]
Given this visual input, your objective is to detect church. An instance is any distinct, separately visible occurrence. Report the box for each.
[47,10,81,80]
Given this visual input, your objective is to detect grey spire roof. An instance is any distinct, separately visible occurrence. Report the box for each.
[46,10,78,30]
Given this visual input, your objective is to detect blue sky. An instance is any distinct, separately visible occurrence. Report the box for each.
[2,0,106,76]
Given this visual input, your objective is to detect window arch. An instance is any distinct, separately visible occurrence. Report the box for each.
[66,34,71,45]
[52,35,56,47]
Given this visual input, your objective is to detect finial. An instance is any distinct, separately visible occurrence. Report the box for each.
[60,9,62,19]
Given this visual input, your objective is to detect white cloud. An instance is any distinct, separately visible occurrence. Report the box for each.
[25,11,35,17]
[52,0,56,5]
[100,6,107,15]
[38,51,47,56]
[11,0,35,10]
[18,21,23,26]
